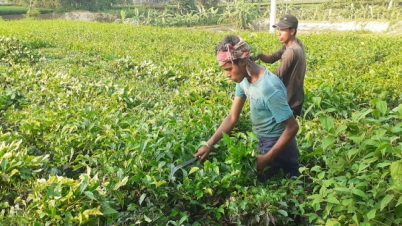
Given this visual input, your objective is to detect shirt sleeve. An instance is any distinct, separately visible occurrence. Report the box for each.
[274,47,295,80]
[266,91,293,123]
[235,83,246,98]
[271,45,286,63]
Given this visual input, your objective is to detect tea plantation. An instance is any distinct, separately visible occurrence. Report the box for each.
[0,20,401,225]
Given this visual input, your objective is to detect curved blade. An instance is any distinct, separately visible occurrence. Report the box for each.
[170,156,199,178]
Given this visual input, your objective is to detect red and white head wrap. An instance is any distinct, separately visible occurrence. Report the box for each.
[217,36,251,66]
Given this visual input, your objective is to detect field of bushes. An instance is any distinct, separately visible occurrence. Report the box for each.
[0,20,401,225]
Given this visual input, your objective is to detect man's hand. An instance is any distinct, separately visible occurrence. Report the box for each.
[194,145,212,161]
[256,154,271,175]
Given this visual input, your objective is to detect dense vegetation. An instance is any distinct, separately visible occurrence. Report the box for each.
[0,5,52,15]
[0,20,401,225]
[5,0,121,11]
[110,0,402,29]
[2,0,402,28]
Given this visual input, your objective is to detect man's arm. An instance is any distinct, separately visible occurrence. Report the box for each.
[255,47,285,64]
[194,96,246,161]
[256,115,299,174]
[274,48,295,80]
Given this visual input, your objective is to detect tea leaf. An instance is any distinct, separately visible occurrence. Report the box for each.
[352,188,367,199]
[377,162,391,168]
[179,215,188,225]
[327,194,340,204]
[170,208,179,217]
[277,209,288,217]
[155,180,167,187]
[188,167,199,175]
[139,193,147,205]
[196,190,203,199]
[83,207,103,218]
[79,174,89,194]
[366,208,377,219]
[325,219,340,226]
[84,191,95,200]
[204,188,213,196]
[2,152,12,159]
[376,101,387,115]
[396,196,402,207]
[144,214,152,222]
[213,165,220,175]
[335,125,347,135]
[380,194,394,211]
[321,137,336,150]
[113,176,128,190]
[333,187,349,193]
[317,171,325,180]
[374,143,390,156]
[102,202,118,216]
[390,161,402,184]
[311,165,322,172]
[320,116,334,131]
[347,149,360,159]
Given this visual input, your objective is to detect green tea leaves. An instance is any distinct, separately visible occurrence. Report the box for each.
[188,167,200,175]
[390,161,402,184]
[380,194,394,211]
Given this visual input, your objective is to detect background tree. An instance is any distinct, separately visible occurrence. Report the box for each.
[176,0,196,14]
[8,0,123,11]
[196,0,218,10]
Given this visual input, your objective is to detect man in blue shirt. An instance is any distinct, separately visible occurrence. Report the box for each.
[194,35,300,181]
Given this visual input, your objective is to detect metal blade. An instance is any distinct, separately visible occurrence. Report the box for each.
[170,156,199,178]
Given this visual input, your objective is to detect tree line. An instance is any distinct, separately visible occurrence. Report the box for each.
[7,0,126,11]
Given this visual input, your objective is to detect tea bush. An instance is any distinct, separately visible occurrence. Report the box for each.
[0,20,401,225]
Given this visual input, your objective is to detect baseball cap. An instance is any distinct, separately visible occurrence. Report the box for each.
[273,14,298,29]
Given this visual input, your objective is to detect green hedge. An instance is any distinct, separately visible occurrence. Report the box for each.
[0,6,53,15]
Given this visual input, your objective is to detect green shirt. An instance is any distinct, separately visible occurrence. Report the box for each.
[235,69,292,137]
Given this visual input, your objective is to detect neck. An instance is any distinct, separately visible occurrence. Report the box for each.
[246,61,265,84]
[286,36,297,48]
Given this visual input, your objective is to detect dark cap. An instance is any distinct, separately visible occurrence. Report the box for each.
[273,14,298,29]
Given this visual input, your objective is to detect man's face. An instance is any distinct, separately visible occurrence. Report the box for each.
[221,61,246,83]
[277,27,295,44]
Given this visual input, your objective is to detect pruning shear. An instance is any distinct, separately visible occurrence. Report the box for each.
[170,156,200,178]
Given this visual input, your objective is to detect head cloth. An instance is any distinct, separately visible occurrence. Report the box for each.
[217,36,250,66]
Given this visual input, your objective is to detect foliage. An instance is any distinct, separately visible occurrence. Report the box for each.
[0,6,52,15]
[271,0,402,21]
[0,36,41,66]
[8,0,121,11]
[219,0,259,29]
[110,0,402,29]
[0,20,401,225]
[177,0,197,14]
[195,0,219,10]
[116,6,220,27]
[24,7,40,19]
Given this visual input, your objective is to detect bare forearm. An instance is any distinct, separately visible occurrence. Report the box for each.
[207,116,237,147]
[195,97,245,160]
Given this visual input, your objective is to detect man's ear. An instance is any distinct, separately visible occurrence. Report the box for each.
[239,59,247,67]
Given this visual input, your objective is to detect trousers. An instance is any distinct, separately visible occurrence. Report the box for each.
[257,136,300,182]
